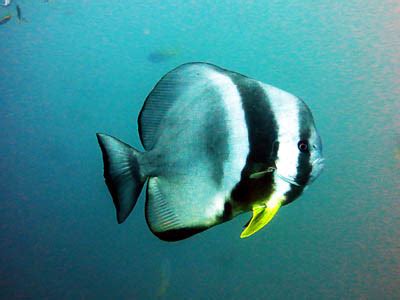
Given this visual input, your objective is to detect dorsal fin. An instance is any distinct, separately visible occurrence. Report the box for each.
[138,62,225,150]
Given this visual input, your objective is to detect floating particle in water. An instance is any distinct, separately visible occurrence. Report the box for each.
[147,49,179,63]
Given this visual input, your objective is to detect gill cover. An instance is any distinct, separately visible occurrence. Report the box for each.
[240,197,283,238]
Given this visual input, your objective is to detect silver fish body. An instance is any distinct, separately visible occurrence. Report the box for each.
[97,63,324,241]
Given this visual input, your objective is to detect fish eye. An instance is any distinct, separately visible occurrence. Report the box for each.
[297,140,309,153]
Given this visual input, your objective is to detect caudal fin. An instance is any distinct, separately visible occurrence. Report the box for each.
[96,133,146,223]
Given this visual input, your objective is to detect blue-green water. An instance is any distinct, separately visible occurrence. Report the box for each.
[1,1,399,299]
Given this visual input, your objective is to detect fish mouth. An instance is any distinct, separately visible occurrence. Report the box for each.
[310,157,325,182]
[312,157,325,167]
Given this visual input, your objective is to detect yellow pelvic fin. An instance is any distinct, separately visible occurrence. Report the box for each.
[240,198,283,238]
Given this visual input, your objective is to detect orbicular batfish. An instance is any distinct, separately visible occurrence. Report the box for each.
[97,62,324,241]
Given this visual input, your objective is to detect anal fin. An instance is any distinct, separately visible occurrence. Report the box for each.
[145,177,210,242]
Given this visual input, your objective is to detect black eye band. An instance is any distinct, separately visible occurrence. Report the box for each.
[298,140,309,152]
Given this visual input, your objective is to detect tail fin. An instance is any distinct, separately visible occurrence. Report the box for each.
[96,133,146,223]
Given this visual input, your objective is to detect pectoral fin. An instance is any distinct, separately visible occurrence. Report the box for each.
[240,198,283,238]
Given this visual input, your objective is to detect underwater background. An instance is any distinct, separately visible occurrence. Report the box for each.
[1,1,399,299]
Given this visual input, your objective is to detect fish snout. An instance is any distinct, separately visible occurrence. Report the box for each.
[309,157,325,183]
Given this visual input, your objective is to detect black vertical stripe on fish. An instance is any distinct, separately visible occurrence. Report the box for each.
[228,74,278,208]
[295,104,313,186]
[283,103,313,205]
[230,75,278,169]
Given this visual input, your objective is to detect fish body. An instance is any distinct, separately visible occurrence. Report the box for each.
[16,5,25,22]
[1,0,11,7]
[147,49,178,63]
[16,5,21,20]
[97,63,324,241]
[0,14,11,25]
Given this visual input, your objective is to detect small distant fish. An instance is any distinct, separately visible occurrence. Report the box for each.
[16,5,26,22]
[147,49,178,63]
[1,0,11,7]
[0,14,11,25]
[97,63,324,241]
[157,259,171,298]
